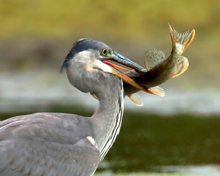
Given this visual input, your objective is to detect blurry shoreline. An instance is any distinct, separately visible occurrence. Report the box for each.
[0,70,219,116]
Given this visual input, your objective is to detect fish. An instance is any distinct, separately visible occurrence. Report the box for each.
[124,24,195,105]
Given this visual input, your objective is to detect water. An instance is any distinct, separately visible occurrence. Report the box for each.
[0,71,220,115]
[1,71,220,175]
[160,165,220,176]
[97,165,220,175]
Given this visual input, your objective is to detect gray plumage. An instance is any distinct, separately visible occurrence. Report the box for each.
[0,113,100,176]
[0,39,139,176]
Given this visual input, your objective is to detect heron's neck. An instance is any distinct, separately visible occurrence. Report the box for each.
[91,79,124,158]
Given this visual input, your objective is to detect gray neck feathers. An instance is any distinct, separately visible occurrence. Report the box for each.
[91,76,124,159]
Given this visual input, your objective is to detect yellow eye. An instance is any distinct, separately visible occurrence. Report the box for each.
[101,48,108,56]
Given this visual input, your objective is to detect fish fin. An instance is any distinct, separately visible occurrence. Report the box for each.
[169,24,195,53]
[171,56,189,78]
[128,94,144,106]
[144,49,166,70]
[147,86,165,97]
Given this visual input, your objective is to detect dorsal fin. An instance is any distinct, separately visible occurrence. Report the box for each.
[144,49,166,70]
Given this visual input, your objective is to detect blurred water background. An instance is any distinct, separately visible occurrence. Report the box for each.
[0,0,220,175]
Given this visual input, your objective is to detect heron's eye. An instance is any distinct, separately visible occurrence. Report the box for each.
[101,48,108,56]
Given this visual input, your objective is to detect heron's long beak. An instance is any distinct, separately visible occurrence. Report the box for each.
[101,51,146,73]
[94,54,165,96]
[95,52,157,94]
[93,59,148,93]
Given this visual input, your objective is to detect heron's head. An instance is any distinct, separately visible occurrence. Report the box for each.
[61,38,146,94]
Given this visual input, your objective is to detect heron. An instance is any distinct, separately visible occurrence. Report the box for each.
[0,38,150,176]
[0,25,195,176]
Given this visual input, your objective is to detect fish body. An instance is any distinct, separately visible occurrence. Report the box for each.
[125,25,195,97]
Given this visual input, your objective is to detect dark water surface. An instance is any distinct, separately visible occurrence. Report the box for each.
[1,105,220,173]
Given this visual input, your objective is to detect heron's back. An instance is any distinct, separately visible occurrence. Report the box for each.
[0,112,100,176]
